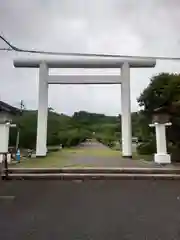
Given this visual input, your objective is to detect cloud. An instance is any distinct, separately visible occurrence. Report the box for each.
[0,0,180,115]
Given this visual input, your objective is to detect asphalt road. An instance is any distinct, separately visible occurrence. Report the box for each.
[1,180,180,239]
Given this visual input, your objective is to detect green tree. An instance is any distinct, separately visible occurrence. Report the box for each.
[9,109,122,150]
[138,73,180,114]
[137,73,180,158]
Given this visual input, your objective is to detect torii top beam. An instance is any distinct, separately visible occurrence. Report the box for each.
[13,58,156,68]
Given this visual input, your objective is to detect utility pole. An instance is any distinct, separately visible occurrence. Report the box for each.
[15,100,25,150]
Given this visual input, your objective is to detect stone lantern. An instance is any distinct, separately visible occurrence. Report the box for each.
[149,106,171,164]
[0,101,20,155]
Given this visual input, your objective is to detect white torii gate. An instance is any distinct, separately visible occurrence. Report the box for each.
[13,58,156,158]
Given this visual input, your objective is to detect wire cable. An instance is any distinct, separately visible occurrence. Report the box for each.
[1,35,180,61]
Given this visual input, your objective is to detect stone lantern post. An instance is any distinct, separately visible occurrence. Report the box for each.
[149,107,171,164]
[0,101,20,161]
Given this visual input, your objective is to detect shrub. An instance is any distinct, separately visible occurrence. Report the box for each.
[47,146,61,152]
[137,140,156,155]
[168,144,180,162]
[95,134,116,148]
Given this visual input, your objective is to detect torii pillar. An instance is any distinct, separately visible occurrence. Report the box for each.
[36,62,49,156]
[121,62,132,157]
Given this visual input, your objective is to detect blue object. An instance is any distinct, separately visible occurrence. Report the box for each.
[16,149,21,162]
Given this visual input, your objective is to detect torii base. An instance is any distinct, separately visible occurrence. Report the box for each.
[154,153,171,164]
[122,156,132,159]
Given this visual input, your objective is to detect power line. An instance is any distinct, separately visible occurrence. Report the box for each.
[0,48,11,51]
[1,34,180,61]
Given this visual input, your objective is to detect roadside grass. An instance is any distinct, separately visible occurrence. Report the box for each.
[9,143,153,168]
[113,142,153,162]
[68,147,154,162]
[132,152,153,161]
[10,150,69,168]
[9,148,116,168]
[10,147,122,168]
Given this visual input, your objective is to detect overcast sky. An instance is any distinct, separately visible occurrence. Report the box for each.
[0,0,180,116]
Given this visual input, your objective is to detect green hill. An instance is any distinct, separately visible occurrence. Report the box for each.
[9,110,122,149]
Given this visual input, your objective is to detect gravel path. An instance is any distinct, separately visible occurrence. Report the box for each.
[64,141,156,168]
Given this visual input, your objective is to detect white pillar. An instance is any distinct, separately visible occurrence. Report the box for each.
[155,123,167,153]
[36,62,49,157]
[0,122,10,153]
[121,62,132,157]
[149,122,171,164]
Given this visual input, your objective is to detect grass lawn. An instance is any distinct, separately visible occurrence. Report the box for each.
[10,150,69,168]
[10,147,122,168]
[132,152,153,161]
[9,144,153,168]
[112,142,153,162]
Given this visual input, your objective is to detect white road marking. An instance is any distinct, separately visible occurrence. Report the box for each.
[0,196,15,200]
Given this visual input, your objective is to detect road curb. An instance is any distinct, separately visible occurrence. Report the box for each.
[6,167,180,174]
[3,167,180,180]
[2,173,180,180]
